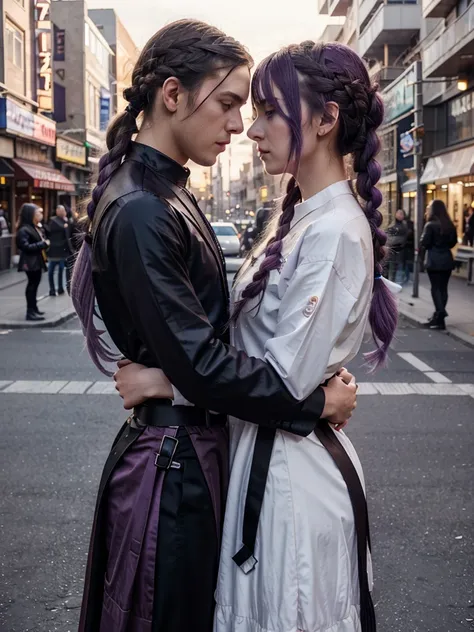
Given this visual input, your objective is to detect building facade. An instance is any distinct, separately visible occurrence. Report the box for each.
[0,0,77,269]
[88,9,139,117]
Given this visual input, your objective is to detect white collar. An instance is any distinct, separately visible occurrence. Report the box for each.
[291,180,353,227]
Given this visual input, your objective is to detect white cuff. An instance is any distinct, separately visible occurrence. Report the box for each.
[171,384,194,407]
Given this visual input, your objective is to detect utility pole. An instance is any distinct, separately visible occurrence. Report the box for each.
[412,60,424,299]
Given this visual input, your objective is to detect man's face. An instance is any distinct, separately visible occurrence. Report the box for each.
[171,65,250,167]
[56,206,66,219]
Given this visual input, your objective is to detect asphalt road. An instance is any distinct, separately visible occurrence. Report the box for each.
[0,317,473,632]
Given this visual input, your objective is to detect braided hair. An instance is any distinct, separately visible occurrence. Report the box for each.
[71,19,252,375]
[234,41,397,368]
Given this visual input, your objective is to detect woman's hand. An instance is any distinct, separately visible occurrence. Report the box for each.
[322,368,357,431]
[113,361,173,410]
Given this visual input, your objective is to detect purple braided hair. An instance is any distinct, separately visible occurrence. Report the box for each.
[235,41,397,368]
[70,19,252,375]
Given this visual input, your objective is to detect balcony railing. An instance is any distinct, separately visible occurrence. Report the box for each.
[423,4,474,77]
[422,0,457,19]
[358,3,421,58]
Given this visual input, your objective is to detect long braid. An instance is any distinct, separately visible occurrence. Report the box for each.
[353,91,398,368]
[70,19,252,375]
[233,177,301,320]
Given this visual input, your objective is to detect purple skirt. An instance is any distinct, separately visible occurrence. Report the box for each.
[79,420,229,632]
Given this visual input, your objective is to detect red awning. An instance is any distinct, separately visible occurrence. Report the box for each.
[13,159,75,193]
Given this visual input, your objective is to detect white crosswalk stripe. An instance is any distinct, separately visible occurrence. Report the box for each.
[0,380,473,397]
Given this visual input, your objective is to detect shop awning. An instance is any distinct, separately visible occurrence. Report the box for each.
[13,159,75,193]
[421,147,474,184]
[401,178,417,193]
[0,158,14,178]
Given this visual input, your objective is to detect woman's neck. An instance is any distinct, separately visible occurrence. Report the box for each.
[296,152,347,202]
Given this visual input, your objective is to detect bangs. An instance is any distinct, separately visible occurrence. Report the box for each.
[251,57,280,109]
[251,51,303,165]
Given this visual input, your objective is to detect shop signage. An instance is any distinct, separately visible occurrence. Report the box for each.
[56,137,87,166]
[383,64,416,125]
[54,26,65,62]
[0,98,56,146]
[35,0,53,112]
[400,132,414,154]
[100,88,111,132]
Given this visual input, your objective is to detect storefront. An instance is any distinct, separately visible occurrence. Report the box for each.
[55,136,90,213]
[420,145,474,238]
[0,96,74,226]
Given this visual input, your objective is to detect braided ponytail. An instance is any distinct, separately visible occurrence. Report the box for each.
[353,91,397,368]
[71,19,251,374]
[233,177,301,320]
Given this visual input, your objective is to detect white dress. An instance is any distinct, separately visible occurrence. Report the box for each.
[213,181,374,632]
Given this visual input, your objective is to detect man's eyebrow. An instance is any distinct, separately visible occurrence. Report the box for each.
[219,90,247,105]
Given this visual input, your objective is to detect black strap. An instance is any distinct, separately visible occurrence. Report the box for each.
[134,403,227,428]
[314,422,376,632]
[232,426,276,573]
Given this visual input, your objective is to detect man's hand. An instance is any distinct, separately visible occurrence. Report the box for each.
[321,374,357,429]
[113,362,173,409]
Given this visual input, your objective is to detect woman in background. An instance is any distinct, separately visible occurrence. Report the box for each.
[16,203,49,321]
[421,199,458,330]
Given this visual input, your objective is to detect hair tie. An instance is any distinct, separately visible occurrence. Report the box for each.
[125,103,141,119]
[374,274,382,280]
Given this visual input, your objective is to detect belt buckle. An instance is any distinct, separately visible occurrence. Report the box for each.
[155,435,179,470]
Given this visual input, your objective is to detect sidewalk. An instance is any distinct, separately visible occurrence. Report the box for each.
[0,268,76,329]
[398,270,474,348]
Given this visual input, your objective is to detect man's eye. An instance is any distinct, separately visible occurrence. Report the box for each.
[221,102,232,111]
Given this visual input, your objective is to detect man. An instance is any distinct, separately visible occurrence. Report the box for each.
[464,204,474,247]
[386,209,408,282]
[0,205,9,236]
[71,20,357,632]
[47,205,70,296]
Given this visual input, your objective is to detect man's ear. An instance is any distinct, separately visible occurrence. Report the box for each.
[161,77,181,113]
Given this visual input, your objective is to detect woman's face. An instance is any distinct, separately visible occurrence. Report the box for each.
[34,208,43,225]
[247,85,293,176]
[395,210,405,222]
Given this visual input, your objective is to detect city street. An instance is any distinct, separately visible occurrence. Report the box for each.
[0,316,473,632]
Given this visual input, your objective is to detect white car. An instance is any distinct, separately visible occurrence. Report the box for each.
[211,222,241,257]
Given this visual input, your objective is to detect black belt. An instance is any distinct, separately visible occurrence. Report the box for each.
[233,420,376,632]
[134,401,227,428]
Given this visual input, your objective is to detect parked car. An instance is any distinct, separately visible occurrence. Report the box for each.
[211,222,240,257]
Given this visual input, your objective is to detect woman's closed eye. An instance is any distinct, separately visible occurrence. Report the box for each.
[221,101,233,112]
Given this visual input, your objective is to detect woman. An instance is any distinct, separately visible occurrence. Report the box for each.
[70,20,356,632]
[421,199,458,330]
[115,41,399,632]
[16,203,49,321]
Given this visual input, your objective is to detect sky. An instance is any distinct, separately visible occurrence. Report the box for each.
[87,0,334,184]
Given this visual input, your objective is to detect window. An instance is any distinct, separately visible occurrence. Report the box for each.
[448,91,474,145]
[212,225,238,236]
[5,21,24,69]
[88,81,96,128]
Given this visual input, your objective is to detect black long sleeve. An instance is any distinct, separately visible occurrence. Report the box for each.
[111,195,325,436]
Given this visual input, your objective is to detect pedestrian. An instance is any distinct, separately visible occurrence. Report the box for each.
[47,205,70,296]
[114,40,399,632]
[0,205,10,236]
[463,204,474,247]
[420,199,458,330]
[70,20,356,632]
[385,209,408,282]
[403,212,415,284]
[16,203,49,321]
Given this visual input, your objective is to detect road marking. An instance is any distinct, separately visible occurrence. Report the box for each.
[424,372,452,384]
[40,329,83,334]
[59,381,93,394]
[0,381,473,397]
[397,352,452,384]
[372,383,415,395]
[398,352,435,373]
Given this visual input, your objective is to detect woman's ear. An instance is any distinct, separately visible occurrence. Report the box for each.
[317,101,339,137]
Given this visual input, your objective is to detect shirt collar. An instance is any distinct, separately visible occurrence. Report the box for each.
[127,142,190,187]
[292,180,353,227]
